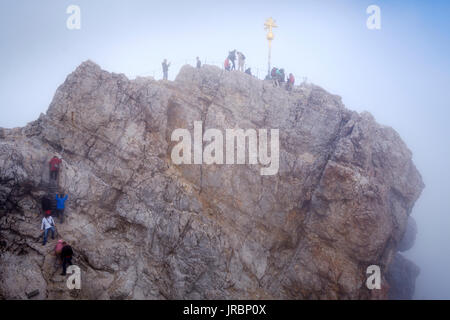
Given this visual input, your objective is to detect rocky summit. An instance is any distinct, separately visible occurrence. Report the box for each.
[0,61,424,299]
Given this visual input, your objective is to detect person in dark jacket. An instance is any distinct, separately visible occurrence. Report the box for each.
[55,193,68,223]
[162,59,170,80]
[61,242,73,275]
[196,57,201,69]
[228,50,236,70]
[41,195,52,215]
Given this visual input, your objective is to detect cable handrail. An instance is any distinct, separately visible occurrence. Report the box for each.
[134,57,308,84]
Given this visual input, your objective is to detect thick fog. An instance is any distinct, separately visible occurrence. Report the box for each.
[1,0,449,299]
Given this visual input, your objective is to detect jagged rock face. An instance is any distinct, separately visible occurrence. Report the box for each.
[0,61,424,299]
[386,253,420,299]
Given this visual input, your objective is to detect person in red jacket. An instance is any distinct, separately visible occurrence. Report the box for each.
[49,156,62,181]
[286,73,295,91]
[224,58,231,71]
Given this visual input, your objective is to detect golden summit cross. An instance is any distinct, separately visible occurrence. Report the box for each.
[264,17,278,76]
[264,17,278,41]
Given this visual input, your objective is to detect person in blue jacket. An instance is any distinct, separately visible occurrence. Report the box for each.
[55,193,68,223]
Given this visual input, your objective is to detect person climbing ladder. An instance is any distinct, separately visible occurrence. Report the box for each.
[55,192,68,223]
[41,194,52,216]
[49,156,62,181]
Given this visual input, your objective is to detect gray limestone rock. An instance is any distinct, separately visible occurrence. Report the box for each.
[0,61,424,299]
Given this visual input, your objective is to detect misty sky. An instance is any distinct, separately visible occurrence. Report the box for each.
[1,0,449,299]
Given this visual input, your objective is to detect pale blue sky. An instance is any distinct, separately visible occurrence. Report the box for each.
[1,0,449,299]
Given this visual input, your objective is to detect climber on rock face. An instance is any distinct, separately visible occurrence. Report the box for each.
[41,195,52,215]
[41,212,56,246]
[49,156,62,181]
[55,192,68,223]
[60,242,73,276]
[162,59,170,80]
[54,239,64,264]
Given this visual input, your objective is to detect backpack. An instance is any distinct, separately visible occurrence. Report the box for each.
[289,75,295,84]
[271,68,277,77]
[62,245,73,258]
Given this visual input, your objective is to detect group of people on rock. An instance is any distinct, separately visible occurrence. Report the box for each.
[40,156,73,275]
[224,49,247,72]
[161,52,296,91]
[269,67,295,91]
[224,50,252,75]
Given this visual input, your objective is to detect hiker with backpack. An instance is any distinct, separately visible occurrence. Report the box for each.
[228,50,236,70]
[55,192,68,223]
[162,59,170,80]
[60,242,74,276]
[49,156,62,181]
[237,51,246,72]
[271,67,279,87]
[41,211,56,245]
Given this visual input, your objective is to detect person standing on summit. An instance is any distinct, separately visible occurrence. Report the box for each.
[49,156,62,181]
[162,59,170,80]
[237,51,246,72]
[228,50,236,70]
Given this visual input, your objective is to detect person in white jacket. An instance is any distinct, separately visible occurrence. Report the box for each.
[41,212,56,245]
[237,51,246,72]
